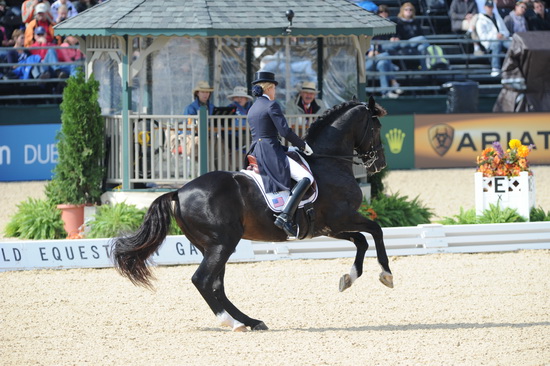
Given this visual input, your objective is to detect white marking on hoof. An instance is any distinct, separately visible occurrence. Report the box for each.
[349,265,359,282]
[217,311,248,332]
[379,271,394,288]
[217,311,234,328]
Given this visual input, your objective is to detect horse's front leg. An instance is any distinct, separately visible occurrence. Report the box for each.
[332,232,369,292]
[330,218,393,291]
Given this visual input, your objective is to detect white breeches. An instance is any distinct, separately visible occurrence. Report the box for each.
[287,157,314,183]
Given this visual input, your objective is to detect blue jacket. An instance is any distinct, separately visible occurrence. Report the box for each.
[184,98,215,115]
[248,96,306,193]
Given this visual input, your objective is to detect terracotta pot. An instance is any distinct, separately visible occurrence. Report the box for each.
[57,204,85,237]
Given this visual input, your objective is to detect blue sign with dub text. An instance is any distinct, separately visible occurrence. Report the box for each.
[0,124,60,181]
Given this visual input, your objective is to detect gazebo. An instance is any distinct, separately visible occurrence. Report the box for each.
[55,0,394,190]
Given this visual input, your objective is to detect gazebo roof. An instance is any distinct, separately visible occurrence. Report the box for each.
[54,0,395,37]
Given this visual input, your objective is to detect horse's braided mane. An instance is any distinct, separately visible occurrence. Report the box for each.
[305,100,363,143]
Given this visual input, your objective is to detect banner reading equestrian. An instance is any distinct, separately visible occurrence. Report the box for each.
[414,113,550,168]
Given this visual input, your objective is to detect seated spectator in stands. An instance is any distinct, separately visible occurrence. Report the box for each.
[476,0,511,76]
[227,86,253,115]
[449,0,479,33]
[286,81,327,115]
[6,30,29,65]
[75,0,97,13]
[0,0,14,47]
[527,0,550,30]
[24,3,60,47]
[51,0,78,21]
[504,1,530,34]
[366,5,403,98]
[184,81,215,115]
[29,26,56,60]
[385,2,430,70]
[449,0,485,54]
[3,29,30,78]
[22,0,54,24]
[54,4,70,24]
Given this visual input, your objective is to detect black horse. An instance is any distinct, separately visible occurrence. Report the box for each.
[111,97,393,331]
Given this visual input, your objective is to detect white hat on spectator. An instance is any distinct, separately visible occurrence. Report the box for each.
[227,86,253,101]
[35,3,48,13]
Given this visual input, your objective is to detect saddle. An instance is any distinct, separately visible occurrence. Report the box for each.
[244,151,317,239]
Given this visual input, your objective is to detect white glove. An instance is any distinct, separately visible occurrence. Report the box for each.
[302,143,314,156]
[287,146,299,153]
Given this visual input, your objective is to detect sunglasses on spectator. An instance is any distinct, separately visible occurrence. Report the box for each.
[404,8,414,11]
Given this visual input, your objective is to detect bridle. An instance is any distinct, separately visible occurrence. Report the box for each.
[310,105,383,168]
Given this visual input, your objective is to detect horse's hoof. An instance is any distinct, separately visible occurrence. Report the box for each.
[233,325,248,332]
[379,271,394,288]
[252,321,269,331]
[339,273,352,292]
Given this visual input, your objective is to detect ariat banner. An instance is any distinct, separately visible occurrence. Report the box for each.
[415,113,550,168]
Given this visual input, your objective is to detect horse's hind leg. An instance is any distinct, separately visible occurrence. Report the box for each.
[192,246,267,331]
[213,267,268,331]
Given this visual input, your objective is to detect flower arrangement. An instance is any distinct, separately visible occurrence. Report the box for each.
[476,139,533,177]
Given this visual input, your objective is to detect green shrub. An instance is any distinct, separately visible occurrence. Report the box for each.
[530,206,550,222]
[87,202,146,238]
[367,166,388,199]
[359,192,433,227]
[439,204,526,225]
[4,198,65,239]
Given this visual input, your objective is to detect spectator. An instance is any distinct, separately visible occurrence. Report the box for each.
[449,0,484,54]
[504,1,530,34]
[74,0,97,13]
[184,81,215,115]
[227,86,253,115]
[476,0,511,76]
[24,3,60,47]
[389,2,431,70]
[3,29,30,78]
[6,29,29,66]
[0,0,13,47]
[449,0,479,33]
[22,0,54,24]
[51,0,78,21]
[365,5,403,98]
[286,81,327,115]
[54,4,69,24]
[527,0,550,30]
[29,26,56,59]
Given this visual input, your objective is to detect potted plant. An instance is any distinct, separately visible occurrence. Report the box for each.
[45,71,105,237]
[474,139,536,220]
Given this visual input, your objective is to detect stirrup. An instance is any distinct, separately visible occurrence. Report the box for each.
[274,214,297,237]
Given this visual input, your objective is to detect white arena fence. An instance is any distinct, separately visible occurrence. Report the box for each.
[1,222,549,272]
[105,113,368,187]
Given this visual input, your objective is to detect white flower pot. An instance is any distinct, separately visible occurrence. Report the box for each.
[474,171,536,220]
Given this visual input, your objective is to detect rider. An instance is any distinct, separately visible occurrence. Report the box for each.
[247,71,314,237]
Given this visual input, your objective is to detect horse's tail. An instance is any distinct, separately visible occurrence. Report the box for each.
[111,191,176,289]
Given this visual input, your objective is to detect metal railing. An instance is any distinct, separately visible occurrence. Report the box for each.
[105,113,367,188]
[365,37,506,96]
[0,45,85,102]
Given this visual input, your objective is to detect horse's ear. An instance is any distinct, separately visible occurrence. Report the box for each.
[368,95,375,110]
[351,95,358,102]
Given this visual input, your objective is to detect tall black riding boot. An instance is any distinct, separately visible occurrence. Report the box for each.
[274,178,311,237]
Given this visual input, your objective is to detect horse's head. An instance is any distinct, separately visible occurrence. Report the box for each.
[355,96,387,175]
[305,97,387,174]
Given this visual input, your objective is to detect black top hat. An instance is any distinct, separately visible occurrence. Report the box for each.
[252,71,278,85]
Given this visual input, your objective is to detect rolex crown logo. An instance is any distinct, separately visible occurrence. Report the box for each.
[385,128,406,154]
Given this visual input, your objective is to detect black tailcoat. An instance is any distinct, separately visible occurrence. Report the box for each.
[248,96,306,192]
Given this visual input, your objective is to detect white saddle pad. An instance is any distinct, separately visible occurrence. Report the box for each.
[240,155,318,213]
